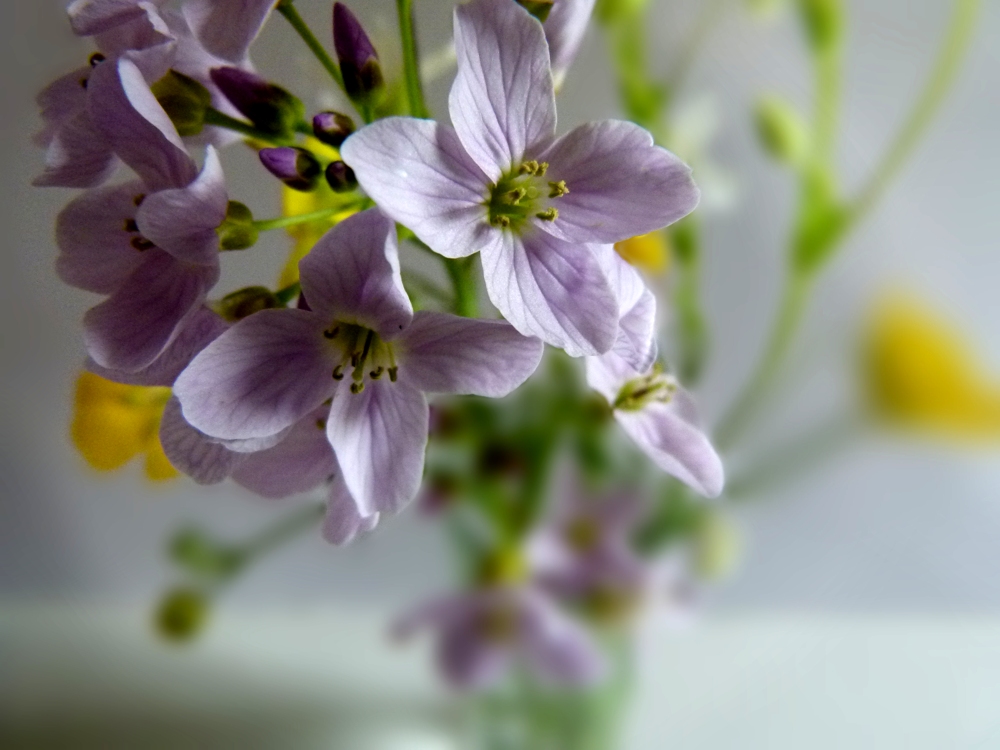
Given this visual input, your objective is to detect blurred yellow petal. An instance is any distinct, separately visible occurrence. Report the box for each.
[144,437,180,482]
[864,293,1000,441]
[615,231,670,274]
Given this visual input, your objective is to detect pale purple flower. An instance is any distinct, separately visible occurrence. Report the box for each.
[68,0,169,37]
[57,58,228,372]
[341,0,698,357]
[183,0,277,66]
[395,586,605,689]
[542,0,598,89]
[174,208,544,517]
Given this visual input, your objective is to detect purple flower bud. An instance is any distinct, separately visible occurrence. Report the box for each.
[332,3,383,101]
[210,67,305,138]
[325,160,357,193]
[259,147,322,191]
[312,111,355,148]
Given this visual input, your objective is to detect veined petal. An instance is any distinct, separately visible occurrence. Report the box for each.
[56,180,146,294]
[175,308,339,440]
[594,243,647,315]
[183,0,274,65]
[88,57,197,191]
[536,120,699,244]
[545,0,597,88]
[33,110,118,189]
[398,311,543,396]
[94,5,174,63]
[159,397,243,484]
[299,208,413,339]
[450,0,556,180]
[325,380,428,516]
[612,287,658,373]
[83,250,217,371]
[136,147,227,265]
[615,391,724,498]
[322,473,380,545]
[68,0,163,36]
[341,120,493,259]
[87,307,228,387]
[480,229,617,357]
[35,67,90,147]
[232,409,338,498]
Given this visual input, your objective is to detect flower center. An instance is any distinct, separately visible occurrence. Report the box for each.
[322,323,397,394]
[564,516,602,553]
[486,160,569,232]
[613,367,678,411]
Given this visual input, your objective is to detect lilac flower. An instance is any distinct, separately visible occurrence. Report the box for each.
[541,0,598,89]
[183,0,277,65]
[67,0,169,37]
[57,58,228,372]
[341,0,698,357]
[395,586,605,689]
[174,208,544,516]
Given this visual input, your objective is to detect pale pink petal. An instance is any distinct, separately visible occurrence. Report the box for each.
[480,229,618,357]
[341,120,493,259]
[159,397,244,484]
[325,380,428,516]
[33,111,117,189]
[35,67,90,147]
[322,474,380,545]
[68,0,164,36]
[450,0,556,179]
[175,308,340,440]
[183,0,275,64]
[398,311,543,396]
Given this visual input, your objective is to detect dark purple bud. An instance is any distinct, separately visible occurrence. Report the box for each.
[210,67,305,138]
[332,3,383,101]
[325,160,357,193]
[312,111,355,148]
[259,147,322,191]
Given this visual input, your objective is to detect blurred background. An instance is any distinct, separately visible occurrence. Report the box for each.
[2,0,999,747]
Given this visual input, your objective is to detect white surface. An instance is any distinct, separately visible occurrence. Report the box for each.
[3,606,1000,749]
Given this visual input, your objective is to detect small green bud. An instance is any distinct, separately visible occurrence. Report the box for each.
[215,286,279,322]
[798,0,843,53]
[216,201,259,251]
[517,0,554,22]
[155,588,210,642]
[151,70,212,138]
[754,96,810,165]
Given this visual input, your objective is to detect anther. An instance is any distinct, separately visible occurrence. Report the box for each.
[322,326,340,339]
[505,188,526,204]
[80,78,88,89]
[351,351,360,367]
[518,160,539,175]
[133,194,146,207]
[492,215,511,228]
[535,161,549,176]
[130,236,155,251]
[536,208,559,222]
[388,366,398,382]
[315,418,327,430]
[548,180,569,198]
[350,382,365,394]
[123,218,139,233]
[332,365,345,380]
[370,366,384,379]
[89,53,106,66]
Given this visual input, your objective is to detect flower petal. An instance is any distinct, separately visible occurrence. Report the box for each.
[83,250,217,371]
[299,208,413,339]
[398,311,543,396]
[68,0,161,36]
[158,396,243,484]
[322,474,380,545]
[520,590,605,685]
[175,308,339,440]
[136,146,227,265]
[450,0,556,179]
[56,180,146,294]
[537,120,699,244]
[341,119,492,259]
[183,0,274,64]
[325,380,428,516]
[33,110,118,189]
[231,410,338,499]
[615,391,724,497]
[87,307,228,387]
[612,287,658,373]
[88,57,197,191]
[480,229,618,357]
[35,67,90,147]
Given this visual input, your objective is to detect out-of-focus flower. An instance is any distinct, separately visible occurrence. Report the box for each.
[174,209,544,517]
[864,293,1000,441]
[395,585,605,689]
[342,0,697,356]
[71,371,177,481]
[615,231,670,275]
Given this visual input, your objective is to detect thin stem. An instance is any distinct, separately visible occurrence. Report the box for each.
[812,47,842,166]
[850,0,980,221]
[252,205,355,232]
[238,502,326,564]
[396,0,429,118]
[445,257,478,318]
[276,0,346,93]
[663,0,729,95]
[203,107,287,145]
[714,271,813,450]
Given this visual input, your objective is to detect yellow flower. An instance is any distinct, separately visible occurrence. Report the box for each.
[614,230,670,274]
[863,293,1000,441]
[277,138,361,288]
[71,372,178,481]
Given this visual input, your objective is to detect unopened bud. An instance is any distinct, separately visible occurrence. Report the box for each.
[333,3,384,102]
[216,286,279,321]
[260,147,322,191]
[325,160,357,193]
[151,70,212,137]
[210,67,306,139]
[155,587,210,642]
[216,201,258,250]
[754,96,810,165]
[517,0,554,22]
[312,111,356,148]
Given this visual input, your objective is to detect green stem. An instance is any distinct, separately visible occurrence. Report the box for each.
[671,218,708,385]
[444,257,478,317]
[850,0,979,221]
[396,0,429,118]
[714,271,813,450]
[252,205,354,232]
[237,502,326,565]
[203,107,287,145]
[812,46,842,166]
[276,0,347,93]
[275,281,301,305]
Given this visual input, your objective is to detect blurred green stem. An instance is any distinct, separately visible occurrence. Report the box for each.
[663,0,729,95]
[397,0,429,118]
[253,206,353,232]
[671,218,709,384]
[238,502,326,567]
[203,108,287,145]
[445,257,479,317]
[276,1,349,99]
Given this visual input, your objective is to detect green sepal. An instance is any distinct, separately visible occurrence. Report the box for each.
[216,200,259,251]
[517,0,554,22]
[151,70,213,137]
